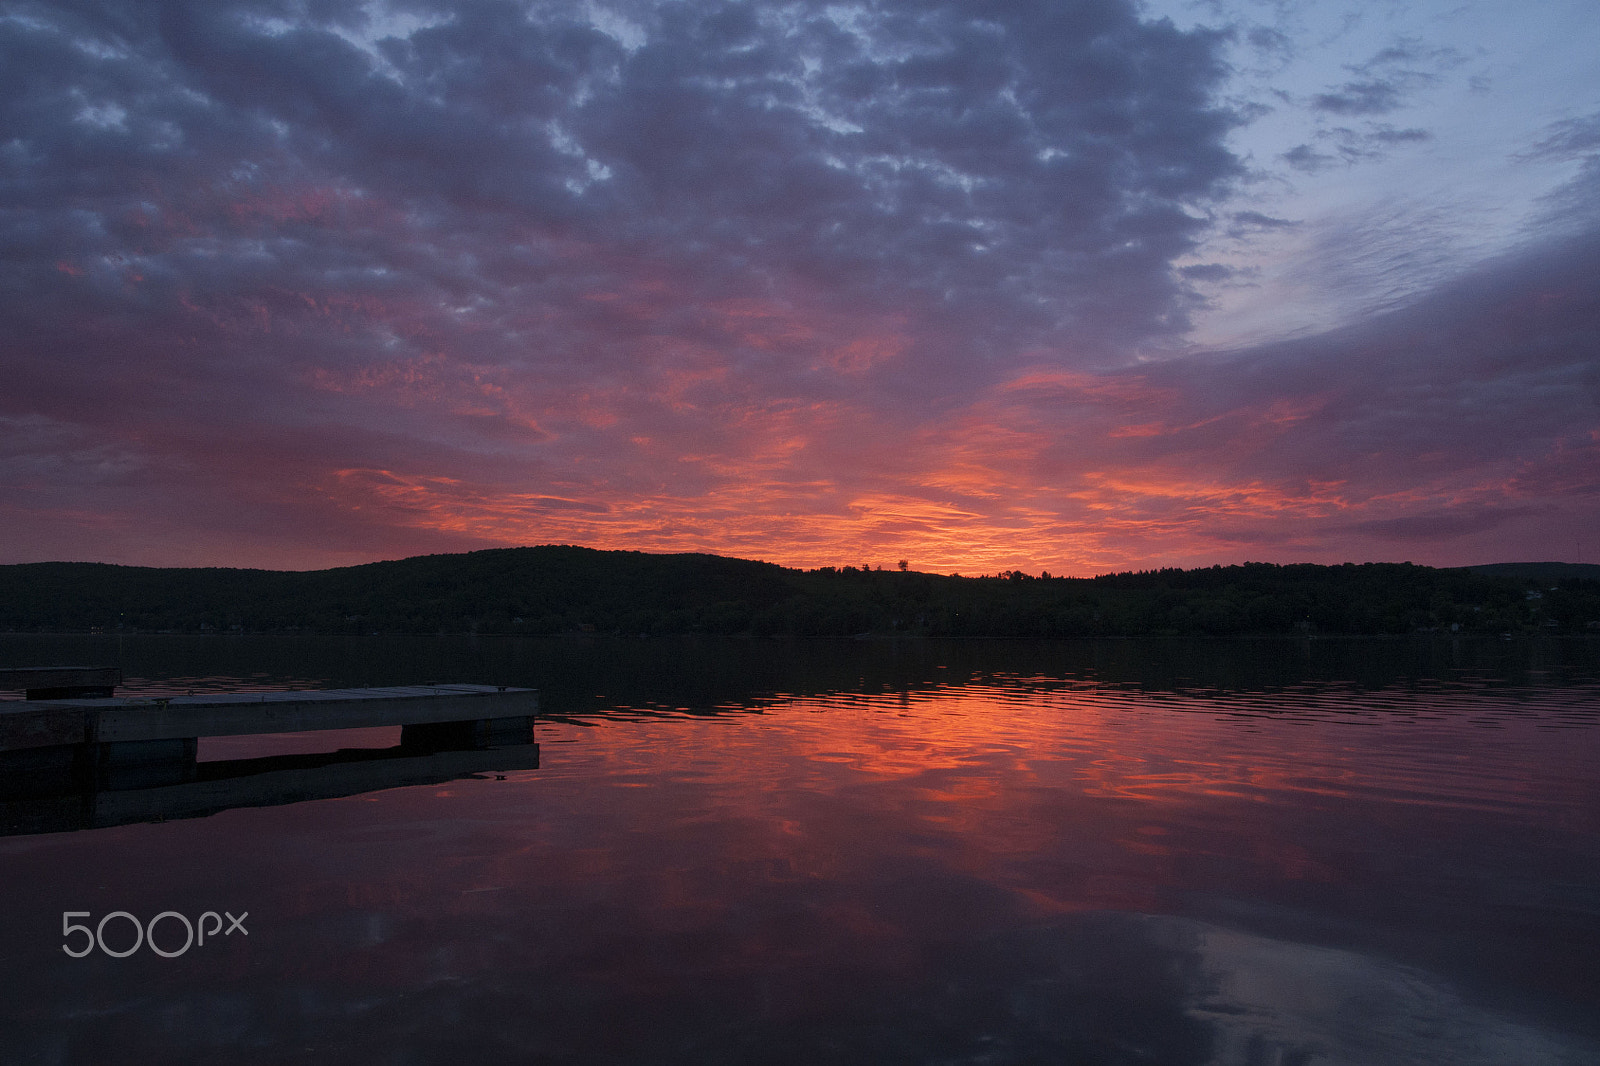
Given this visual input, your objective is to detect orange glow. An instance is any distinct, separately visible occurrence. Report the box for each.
[22,232,1577,574]
[292,336,1579,575]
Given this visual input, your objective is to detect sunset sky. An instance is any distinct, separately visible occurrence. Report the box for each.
[3,0,1597,574]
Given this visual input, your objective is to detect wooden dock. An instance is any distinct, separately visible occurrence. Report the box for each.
[0,665,121,700]
[0,680,542,835]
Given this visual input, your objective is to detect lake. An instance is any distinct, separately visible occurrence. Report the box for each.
[2,634,1598,1065]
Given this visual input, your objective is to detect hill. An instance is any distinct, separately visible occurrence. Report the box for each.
[1458,562,1600,582]
[2,547,1597,638]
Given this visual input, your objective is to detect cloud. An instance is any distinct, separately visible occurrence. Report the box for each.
[1179,263,1235,282]
[1521,111,1600,236]
[1367,125,1431,146]
[1340,507,1540,543]
[1346,36,1466,77]
[1311,79,1404,115]
[1522,112,1600,162]
[1076,231,1600,558]
[1304,39,1448,120]
[1228,210,1299,232]
[1244,25,1293,60]
[1283,142,1336,172]
[1282,124,1431,173]
[3,0,1246,394]
[1,0,1597,573]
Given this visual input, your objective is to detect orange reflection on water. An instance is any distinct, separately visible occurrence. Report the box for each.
[516,680,1600,924]
[7,668,1597,1062]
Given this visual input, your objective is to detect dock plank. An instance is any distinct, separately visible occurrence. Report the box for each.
[0,666,121,700]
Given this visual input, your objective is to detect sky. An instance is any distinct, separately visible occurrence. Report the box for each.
[2,0,1597,575]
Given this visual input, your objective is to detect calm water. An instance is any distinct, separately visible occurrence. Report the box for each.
[2,635,1598,1065]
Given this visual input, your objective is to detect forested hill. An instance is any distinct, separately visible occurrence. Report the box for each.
[2,547,1597,638]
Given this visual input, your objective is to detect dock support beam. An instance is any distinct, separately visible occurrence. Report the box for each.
[402,715,535,752]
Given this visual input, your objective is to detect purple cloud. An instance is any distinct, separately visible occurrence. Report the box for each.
[0,0,1596,573]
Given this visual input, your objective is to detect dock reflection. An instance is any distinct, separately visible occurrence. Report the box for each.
[0,719,539,837]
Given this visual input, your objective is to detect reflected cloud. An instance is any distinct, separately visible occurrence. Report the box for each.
[1182,919,1577,1066]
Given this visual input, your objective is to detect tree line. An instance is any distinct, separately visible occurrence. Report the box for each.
[2,547,1597,638]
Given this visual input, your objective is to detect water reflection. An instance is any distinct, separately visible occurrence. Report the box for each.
[0,726,540,836]
[2,747,540,839]
[1176,917,1576,1066]
[0,636,1596,1064]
